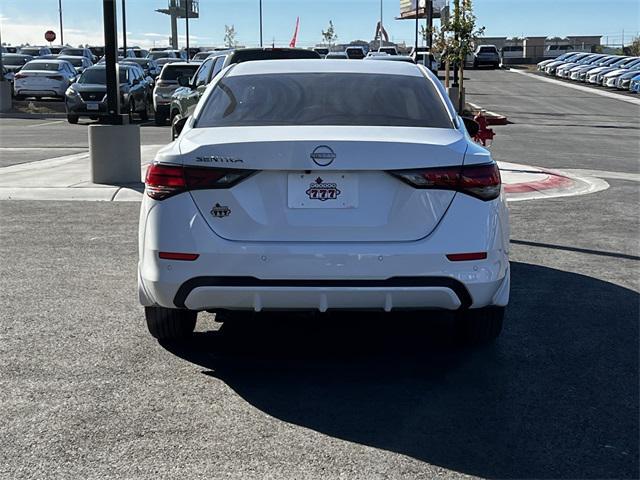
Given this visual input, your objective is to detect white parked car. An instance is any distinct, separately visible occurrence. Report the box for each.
[139,60,510,344]
[13,59,77,99]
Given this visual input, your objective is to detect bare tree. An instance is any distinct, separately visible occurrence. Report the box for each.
[322,21,337,47]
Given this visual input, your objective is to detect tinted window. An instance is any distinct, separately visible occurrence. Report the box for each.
[60,57,84,66]
[61,49,85,56]
[210,56,226,78]
[20,48,42,56]
[231,49,321,64]
[22,62,61,71]
[3,55,31,65]
[196,73,452,129]
[79,68,127,84]
[160,65,199,81]
[148,51,173,60]
[478,47,498,53]
[194,59,213,86]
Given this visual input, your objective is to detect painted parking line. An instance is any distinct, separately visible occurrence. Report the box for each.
[25,120,66,127]
[508,69,640,106]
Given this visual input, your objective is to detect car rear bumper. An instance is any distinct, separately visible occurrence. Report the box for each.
[138,191,511,312]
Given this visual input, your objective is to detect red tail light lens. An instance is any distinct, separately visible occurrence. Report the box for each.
[145,163,254,200]
[390,163,501,201]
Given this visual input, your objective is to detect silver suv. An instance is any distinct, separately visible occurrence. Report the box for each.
[473,45,500,69]
[152,62,199,125]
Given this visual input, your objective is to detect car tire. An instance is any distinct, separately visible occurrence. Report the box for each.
[140,102,149,121]
[67,114,79,124]
[14,94,25,101]
[171,114,181,140]
[154,113,166,126]
[455,306,504,345]
[145,306,197,340]
[128,101,135,123]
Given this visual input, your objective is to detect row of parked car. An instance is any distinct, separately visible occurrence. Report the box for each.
[537,52,640,93]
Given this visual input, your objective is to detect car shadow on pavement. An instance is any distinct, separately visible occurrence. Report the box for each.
[162,262,639,479]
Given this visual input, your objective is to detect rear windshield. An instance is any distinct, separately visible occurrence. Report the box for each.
[79,68,127,84]
[61,49,84,56]
[478,47,498,53]
[22,62,61,71]
[61,57,84,66]
[3,55,31,65]
[148,51,173,60]
[160,65,199,80]
[20,48,42,56]
[196,73,452,129]
[231,49,321,63]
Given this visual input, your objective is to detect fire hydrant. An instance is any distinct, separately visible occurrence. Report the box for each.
[473,110,495,147]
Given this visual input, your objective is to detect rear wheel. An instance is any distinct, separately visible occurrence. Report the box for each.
[140,101,149,121]
[145,306,197,340]
[67,114,79,124]
[128,100,135,123]
[455,306,504,345]
[154,112,166,126]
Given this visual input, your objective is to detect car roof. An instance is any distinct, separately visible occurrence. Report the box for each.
[228,59,424,77]
[27,59,67,64]
[162,62,196,68]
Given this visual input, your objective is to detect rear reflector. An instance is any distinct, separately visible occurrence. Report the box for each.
[389,163,501,201]
[145,163,254,200]
[158,252,200,261]
[446,252,488,262]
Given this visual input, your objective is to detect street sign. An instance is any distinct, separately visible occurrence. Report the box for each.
[45,30,56,43]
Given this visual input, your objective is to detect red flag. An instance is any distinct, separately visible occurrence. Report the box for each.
[289,17,300,48]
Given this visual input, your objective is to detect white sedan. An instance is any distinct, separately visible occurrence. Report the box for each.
[13,59,77,99]
[139,60,510,344]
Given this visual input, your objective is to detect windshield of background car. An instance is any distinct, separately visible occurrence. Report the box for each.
[148,51,172,60]
[78,68,127,84]
[4,55,30,65]
[61,49,84,56]
[196,73,452,129]
[232,50,321,63]
[160,65,198,80]
[194,52,213,60]
[20,48,41,56]
[22,62,61,71]
[61,57,84,66]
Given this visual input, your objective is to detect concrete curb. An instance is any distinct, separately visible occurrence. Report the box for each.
[466,102,509,125]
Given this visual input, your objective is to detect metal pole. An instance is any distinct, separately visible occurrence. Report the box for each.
[380,0,383,49]
[59,0,64,46]
[121,0,127,54]
[259,0,263,47]
[452,0,459,87]
[414,5,419,54]
[0,22,5,81]
[103,0,121,124]
[427,0,433,49]
[185,0,190,60]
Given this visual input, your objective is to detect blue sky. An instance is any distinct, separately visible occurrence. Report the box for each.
[1,0,638,48]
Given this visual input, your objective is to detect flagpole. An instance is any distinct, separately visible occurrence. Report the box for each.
[380,0,383,49]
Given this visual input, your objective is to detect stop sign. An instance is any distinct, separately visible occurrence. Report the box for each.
[45,30,56,43]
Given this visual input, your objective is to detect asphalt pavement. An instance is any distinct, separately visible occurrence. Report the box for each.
[0,69,638,479]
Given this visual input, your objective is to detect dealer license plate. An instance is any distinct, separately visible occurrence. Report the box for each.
[287,172,358,209]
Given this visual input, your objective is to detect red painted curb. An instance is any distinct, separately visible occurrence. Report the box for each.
[504,170,574,194]
[486,116,509,126]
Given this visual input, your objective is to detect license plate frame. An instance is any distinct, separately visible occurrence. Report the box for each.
[287,172,358,209]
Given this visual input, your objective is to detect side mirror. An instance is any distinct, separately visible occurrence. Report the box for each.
[172,116,188,139]
[462,117,480,137]
[177,75,191,88]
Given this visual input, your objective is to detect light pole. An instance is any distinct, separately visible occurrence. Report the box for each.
[58,0,64,45]
[259,0,263,47]
[185,0,190,60]
[121,0,127,54]
[380,0,383,49]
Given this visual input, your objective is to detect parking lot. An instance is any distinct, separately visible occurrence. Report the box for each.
[1,68,638,479]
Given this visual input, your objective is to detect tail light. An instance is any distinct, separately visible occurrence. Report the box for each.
[389,163,501,201]
[14,73,26,79]
[145,163,255,200]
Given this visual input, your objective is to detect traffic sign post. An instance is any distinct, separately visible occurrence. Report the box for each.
[45,30,56,44]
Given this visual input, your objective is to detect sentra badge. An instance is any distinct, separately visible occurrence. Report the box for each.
[306,177,341,201]
[211,203,231,218]
[196,155,243,164]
